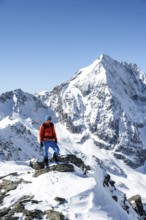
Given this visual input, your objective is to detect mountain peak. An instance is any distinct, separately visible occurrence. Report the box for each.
[70,54,118,82]
[99,53,113,61]
[40,54,146,168]
[99,53,119,67]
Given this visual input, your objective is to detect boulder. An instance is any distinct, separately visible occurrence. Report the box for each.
[128,194,145,216]
[44,209,65,220]
[33,163,74,177]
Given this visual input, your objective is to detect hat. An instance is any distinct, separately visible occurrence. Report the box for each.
[45,115,52,121]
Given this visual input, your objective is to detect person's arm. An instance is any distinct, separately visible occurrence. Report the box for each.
[52,125,57,142]
[39,124,44,144]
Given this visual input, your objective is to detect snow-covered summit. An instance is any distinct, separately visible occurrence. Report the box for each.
[38,54,146,168]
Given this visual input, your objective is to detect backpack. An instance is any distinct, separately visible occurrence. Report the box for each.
[42,122,55,139]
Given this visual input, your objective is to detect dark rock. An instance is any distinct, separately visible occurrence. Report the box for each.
[58,154,86,169]
[55,154,91,174]
[0,207,11,217]
[33,164,74,177]
[54,197,67,205]
[44,209,65,220]
[0,195,44,219]
[30,160,44,170]
[0,178,32,205]
[128,194,145,216]
[110,180,116,189]
[0,172,18,180]
[103,174,111,187]
[9,195,35,214]
[31,154,91,176]
[0,179,20,205]
[25,209,44,219]
[49,163,74,173]
[122,204,130,214]
[112,195,118,202]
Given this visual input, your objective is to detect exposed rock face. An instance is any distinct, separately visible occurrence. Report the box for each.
[128,194,146,218]
[54,197,67,205]
[33,164,74,177]
[44,210,65,220]
[30,154,91,177]
[0,154,90,219]
[0,195,65,220]
[103,174,146,219]
[37,55,146,168]
[0,152,145,220]
[0,178,32,205]
[103,174,130,215]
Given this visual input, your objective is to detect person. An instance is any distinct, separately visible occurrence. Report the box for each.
[39,115,60,168]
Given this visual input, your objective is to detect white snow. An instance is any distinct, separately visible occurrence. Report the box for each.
[1,137,145,219]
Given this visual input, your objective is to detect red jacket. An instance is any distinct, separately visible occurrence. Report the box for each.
[39,121,57,143]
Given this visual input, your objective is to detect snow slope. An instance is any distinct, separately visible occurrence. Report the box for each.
[0,133,145,219]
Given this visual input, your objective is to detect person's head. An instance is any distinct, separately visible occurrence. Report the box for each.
[45,115,52,121]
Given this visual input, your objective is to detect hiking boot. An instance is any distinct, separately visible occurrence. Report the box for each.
[53,153,59,163]
[44,157,49,168]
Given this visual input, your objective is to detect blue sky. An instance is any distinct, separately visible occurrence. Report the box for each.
[0,0,146,94]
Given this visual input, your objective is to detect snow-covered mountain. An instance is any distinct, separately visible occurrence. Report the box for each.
[0,89,56,160]
[0,54,146,220]
[37,54,146,168]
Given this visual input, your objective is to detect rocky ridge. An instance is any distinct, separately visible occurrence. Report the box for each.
[0,154,145,220]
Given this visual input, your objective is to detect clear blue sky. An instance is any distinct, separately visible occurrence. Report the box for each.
[0,0,146,94]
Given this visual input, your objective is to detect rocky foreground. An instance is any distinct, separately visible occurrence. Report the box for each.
[0,154,146,220]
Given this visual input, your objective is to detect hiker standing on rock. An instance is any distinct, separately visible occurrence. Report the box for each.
[39,115,60,169]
